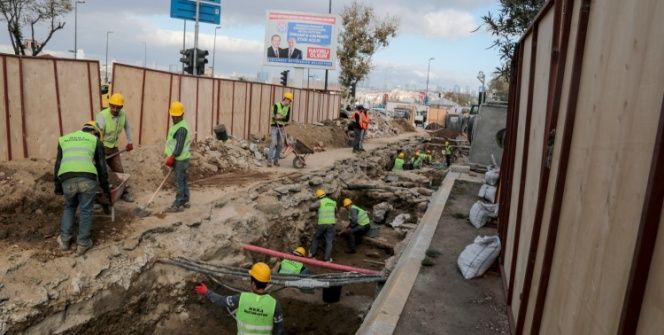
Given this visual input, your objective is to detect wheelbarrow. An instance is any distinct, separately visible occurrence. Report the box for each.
[283,136,314,169]
[95,172,129,222]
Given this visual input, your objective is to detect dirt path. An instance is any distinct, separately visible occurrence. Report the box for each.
[394,180,509,335]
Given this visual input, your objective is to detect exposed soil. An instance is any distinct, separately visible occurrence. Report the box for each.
[394,181,509,335]
[284,123,349,149]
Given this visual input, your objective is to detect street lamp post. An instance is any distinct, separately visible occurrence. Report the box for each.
[144,41,147,68]
[105,31,113,84]
[73,1,85,59]
[212,26,221,77]
[425,57,435,104]
[323,0,331,91]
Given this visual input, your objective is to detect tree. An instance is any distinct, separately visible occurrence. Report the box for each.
[338,1,398,101]
[488,74,510,101]
[443,92,476,107]
[0,0,72,56]
[479,0,545,78]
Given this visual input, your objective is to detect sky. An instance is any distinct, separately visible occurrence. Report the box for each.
[0,0,503,91]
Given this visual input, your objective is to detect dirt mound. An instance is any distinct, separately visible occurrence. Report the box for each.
[390,118,416,133]
[425,122,443,130]
[285,123,349,149]
[428,128,463,140]
[0,160,59,214]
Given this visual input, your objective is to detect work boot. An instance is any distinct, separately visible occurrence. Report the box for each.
[273,160,280,167]
[76,243,92,256]
[121,192,134,203]
[57,236,70,251]
[325,258,333,263]
[183,202,191,208]
[266,161,273,167]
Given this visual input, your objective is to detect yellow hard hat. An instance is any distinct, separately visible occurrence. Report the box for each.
[248,262,271,283]
[398,153,405,159]
[416,150,421,155]
[315,189,326,199]
[109,93,124,107]
[283,92,294,101]
[169,101,185,116]
[445,141,449,145]
[294,247,306,256]
[82,121,101,139]
[343,198,352,207]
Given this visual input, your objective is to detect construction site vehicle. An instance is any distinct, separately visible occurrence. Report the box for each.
[100,84,112,109]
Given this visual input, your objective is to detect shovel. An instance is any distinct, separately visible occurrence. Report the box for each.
[133,169,172,218]
[105,149,127,160]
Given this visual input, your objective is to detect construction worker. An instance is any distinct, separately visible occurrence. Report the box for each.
[309,189,337,262]
[411,150,424,169]
[278,247,310,275]
[392,152,405,171]
[96,92,134,202]
[443,141,453,167]
[424,149,434,164]
[54,121,110,256]
[341,198,371,254]
[352,105,370,153]
[268,92,293,167]
[164,101,191,212]
[195,262,284,335]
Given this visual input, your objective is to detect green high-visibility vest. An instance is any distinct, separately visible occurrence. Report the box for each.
[278,259,304,274]
[98,108,126,149]
[57,131,98,176]
[236,292,276,335]
[412,154,423,168]
[350,205,370,226]
[445,144,453,155]
[318,197,337,225]
[163,120,191,161]
[392,158,404,171]
[272,103,289,126]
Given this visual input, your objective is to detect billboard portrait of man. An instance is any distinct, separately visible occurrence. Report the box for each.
[267,34,286,58]
[286,37,303,59]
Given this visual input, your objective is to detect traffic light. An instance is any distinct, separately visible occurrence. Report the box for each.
[280,70,289,86]
[195,48,209,76]
[180,49,194,75]
[350,82,357,98]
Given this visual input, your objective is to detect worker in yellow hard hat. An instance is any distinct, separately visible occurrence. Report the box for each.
[309,189,337,262]
[164,101,191,212]
[341,198,371,254]
[267,92,294,167]
[195,262,284,334]
[392,152,405,171]
[424,149,433,164]
[411,149,424,169]
[54,121,110,256]
[96,92,135,202]
[278,246,310,275]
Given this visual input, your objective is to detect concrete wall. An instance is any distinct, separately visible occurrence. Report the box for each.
[0,54,101,161]
[499,0,664,333]
[469,101,507,167]
[111,64,342,147]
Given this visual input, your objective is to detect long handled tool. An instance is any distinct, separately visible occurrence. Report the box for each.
[105,149,127,160]
[133,169,172,217]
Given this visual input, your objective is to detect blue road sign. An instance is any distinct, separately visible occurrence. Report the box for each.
[170,0,221,25]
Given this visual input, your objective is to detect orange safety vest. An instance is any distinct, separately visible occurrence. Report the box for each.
[359,112,369,129]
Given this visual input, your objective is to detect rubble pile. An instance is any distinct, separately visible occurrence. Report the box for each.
[189,137,263,178]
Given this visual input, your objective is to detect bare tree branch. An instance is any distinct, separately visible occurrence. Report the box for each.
[0,0,72,56]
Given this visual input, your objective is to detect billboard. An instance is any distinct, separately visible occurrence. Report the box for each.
[264,10,338,70]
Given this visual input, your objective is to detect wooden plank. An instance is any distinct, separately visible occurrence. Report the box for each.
[636,210,664,334]
[140,70,171,145]
[179,76,198,136]
[218,80,233,134]
[196,78,214,139]
[21,58,59,159]
[233,82,247,139]
[58,61,94,134]
[539,0,664,332]
[111,64,143,149]
[0,56,8,161]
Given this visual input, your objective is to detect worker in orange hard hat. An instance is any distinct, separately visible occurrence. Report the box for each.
[195,262,284,334]
[96,92,135,202]
[267,92,294,167]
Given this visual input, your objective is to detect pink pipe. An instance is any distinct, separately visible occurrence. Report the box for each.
[241,244,381,275]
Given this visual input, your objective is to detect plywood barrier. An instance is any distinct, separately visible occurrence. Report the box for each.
[0,54,101,161]
[498,0,664,334]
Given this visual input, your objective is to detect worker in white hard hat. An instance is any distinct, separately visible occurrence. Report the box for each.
[267,92,294,167]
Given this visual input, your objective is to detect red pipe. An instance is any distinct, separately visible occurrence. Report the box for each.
[242,244,381,275]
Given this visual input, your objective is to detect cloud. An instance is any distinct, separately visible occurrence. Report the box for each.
[422,9,477,38]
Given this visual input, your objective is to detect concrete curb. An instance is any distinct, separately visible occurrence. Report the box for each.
[356,171,474,335]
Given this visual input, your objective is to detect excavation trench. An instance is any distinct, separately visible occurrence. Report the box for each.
[1,137,445,334]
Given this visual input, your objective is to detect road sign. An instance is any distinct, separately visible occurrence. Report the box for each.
[170,0,221,25]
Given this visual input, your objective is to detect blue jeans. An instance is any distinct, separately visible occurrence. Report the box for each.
[309,224,335,261]
[353,128,362,150]
[174,159,190,206]
[60,177,97,247]
[360,129,366,149]
[268,126,284,162]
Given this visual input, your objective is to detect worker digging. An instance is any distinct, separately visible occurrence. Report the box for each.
[341,198,371,254]
[308,188,337,262]
[54,121,111,256]
[163,101,192,213]
[267,92,293,167]
[277,246,310,275]
[194,262,284,335]
[96,92,135,202]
